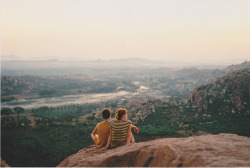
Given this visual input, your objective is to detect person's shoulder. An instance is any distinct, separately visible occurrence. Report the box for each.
[96,122,102,127]
[127,119,132,123]
[109,118,116,125]
[98,120,110,126]
[95,122,100,129]
[124,119,132,124]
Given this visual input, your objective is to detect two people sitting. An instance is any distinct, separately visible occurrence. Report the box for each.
[91,108,139,149]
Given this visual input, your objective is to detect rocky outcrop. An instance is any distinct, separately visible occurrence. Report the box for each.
[189,89,208,112]
[58,134,250,167]
[225,61,250,72]
[189,68,250,113]
[1,158,10,167]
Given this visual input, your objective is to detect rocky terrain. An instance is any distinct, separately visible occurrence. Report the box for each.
[58,133,250,167]
[126,67,250,124]
[2,63,250,167]
[189,68,250,113]
[126,68,249,135]
[224,61,250,72]
[0,158,10,167]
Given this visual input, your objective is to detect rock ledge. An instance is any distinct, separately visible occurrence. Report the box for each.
[58,133,250,167]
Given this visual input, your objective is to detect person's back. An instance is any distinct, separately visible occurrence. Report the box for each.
[109,119,131,142]
[106,108,132,148]
[91,108,111,148]
[94,121,110,148]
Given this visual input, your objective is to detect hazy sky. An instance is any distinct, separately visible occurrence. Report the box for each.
[1,0,250,64]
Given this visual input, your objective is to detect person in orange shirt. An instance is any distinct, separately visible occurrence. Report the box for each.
[91,108,111,148]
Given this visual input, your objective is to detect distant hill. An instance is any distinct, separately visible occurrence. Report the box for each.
[224,61,250,72]
[2,57,249,78]
[187,68,250,135]
[1,58,166,70]
[189,68,250,115]
[1,55,22,61]
[1,75,120,99]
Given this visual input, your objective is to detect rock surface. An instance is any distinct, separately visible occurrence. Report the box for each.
[1,158,10,167]
[189,68,250,113]
[58,134,250,167]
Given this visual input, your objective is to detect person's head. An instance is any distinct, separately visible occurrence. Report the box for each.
[101,108,111,120]
[115,108,127,120]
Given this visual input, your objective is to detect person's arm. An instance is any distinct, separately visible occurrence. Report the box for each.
[131,124,139,134]
[125,125,132,144]
[91,125,98,141]
[105,128,112,148]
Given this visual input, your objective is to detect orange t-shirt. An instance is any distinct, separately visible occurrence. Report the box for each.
[94,121,110,148]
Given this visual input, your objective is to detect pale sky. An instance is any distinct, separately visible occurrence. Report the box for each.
[1,0,250,64]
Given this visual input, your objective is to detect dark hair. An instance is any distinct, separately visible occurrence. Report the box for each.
[102,108,111,119]
[115,108,127,120]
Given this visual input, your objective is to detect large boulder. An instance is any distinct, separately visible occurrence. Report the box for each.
[58,134,250,167]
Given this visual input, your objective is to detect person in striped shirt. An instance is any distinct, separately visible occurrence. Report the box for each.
[106,108,138,148]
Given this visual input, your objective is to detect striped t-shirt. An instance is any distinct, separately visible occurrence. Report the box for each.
[109,119,132,141]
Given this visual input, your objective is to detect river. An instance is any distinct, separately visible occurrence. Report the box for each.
[1,91,131,109]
